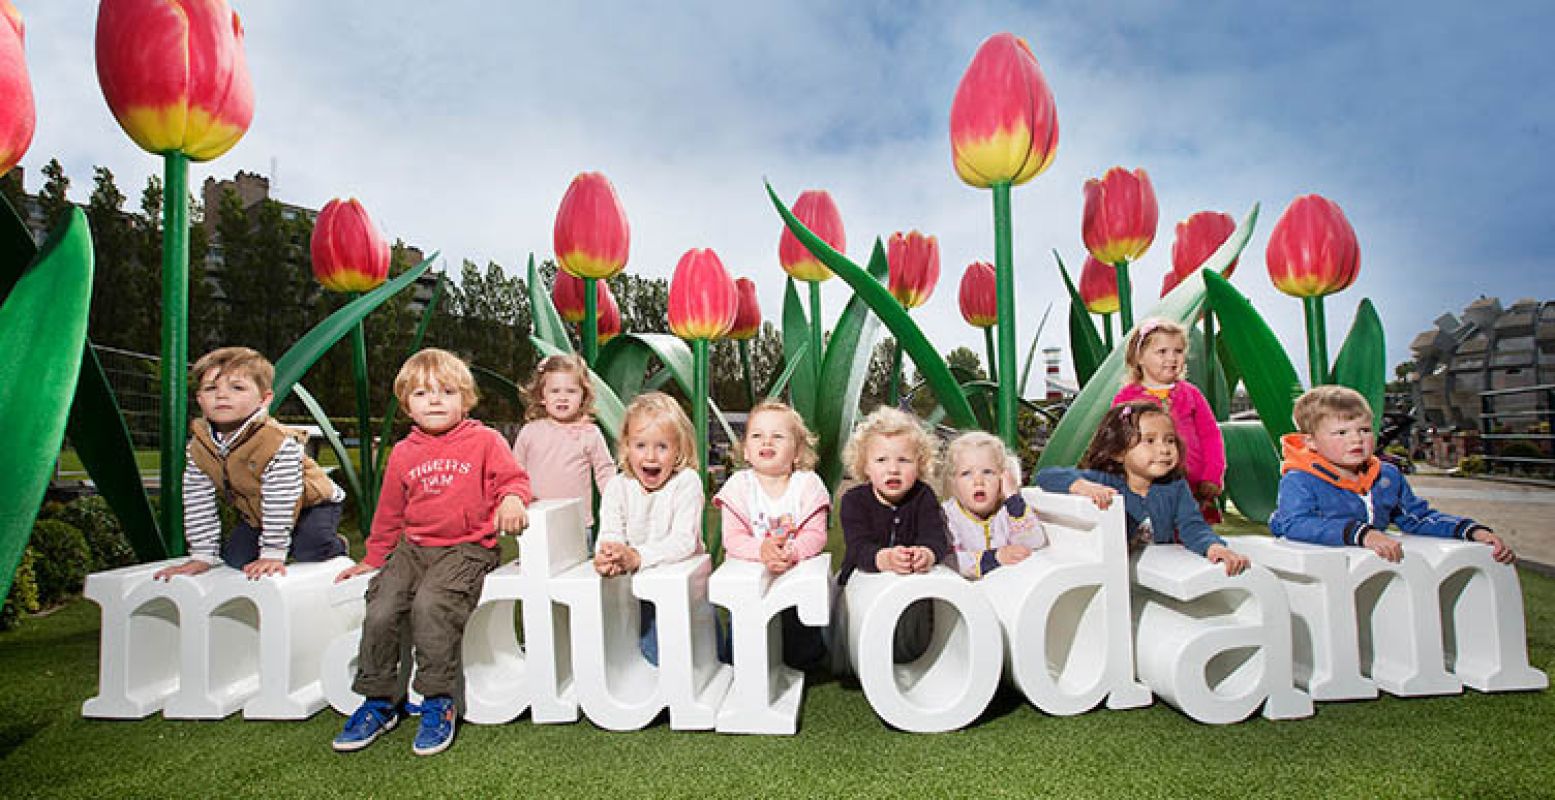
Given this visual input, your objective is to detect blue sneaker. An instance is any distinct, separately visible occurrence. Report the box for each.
[412,696,457,756]
[332,699,400,752]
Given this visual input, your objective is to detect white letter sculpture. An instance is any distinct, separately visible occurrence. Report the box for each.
[708,554,831,734]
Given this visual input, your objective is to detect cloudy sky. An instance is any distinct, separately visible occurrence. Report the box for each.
[14,1,1555,383]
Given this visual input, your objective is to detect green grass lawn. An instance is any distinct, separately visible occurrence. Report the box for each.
[2,539,1552,799]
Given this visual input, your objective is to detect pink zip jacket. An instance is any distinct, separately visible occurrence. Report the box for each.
[713,469,831,564]
[1113,380,1226,489]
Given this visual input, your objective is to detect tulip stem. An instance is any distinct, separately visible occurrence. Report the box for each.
[887,340,904,407]
[1102,314,1113,351]
[159,152,189,556]
[1114,260,1134,335]
[992,181,1018,449]
[808,280,823,406]
[351,319,375,524]
[739,339,756,409]
[984,327,998,384]
[1302,295,1329,386]
[583,277,598,365]
[1203,308,1223,419]
[692,337,715,558]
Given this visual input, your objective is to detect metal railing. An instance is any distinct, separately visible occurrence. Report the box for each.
[1479,384,1555,476]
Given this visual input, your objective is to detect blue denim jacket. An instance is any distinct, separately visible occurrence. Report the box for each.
[1269,462,1481,547]
[1034,467,1224,556]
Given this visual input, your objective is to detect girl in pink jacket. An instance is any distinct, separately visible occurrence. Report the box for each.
[1112,318,1226,522]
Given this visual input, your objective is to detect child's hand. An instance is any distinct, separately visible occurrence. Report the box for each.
[1070,479,1118,509]
[618,546,642,573]
[1471,527,1516,564]
[1362,530,1403,562]
[335,562,376,583]
[909,546,936,573]
[594,541,623,576]
[996,544,1032,566]
[242,558,287,580]
[153,560,210,582]
[875,547,912,574]
[1206,544,1248,576]
[760,539,794,575]
[1193,481,1222,504]
[493,495,529,535]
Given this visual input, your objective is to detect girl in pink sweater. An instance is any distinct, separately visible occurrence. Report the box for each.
[512,354,616,532]
[713,399,829,668]
[1112,318,1226,522]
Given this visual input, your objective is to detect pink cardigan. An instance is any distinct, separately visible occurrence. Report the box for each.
[713,469,830,564]
[1113,381,1226,489]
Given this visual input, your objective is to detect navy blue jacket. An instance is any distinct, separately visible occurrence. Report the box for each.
[1034,467,1225,556]
[1269,462,1482,546]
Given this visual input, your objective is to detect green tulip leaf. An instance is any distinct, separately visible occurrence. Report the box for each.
[0,208,94,602]
[373,272,447,485]
[1221,420,1282,524]
[597,333,697,402]
[1055,250,1106,387]
[1185,325,1232,420]
[271,252,436,410]
[782,277,817,426]
[290,383,364,516]
[470,363,523,408]
[1204,269,1303,446]
[1040,205,1259,469]
[814,239,888,488]
[763,339,809,400]
[67,343,165,562]
[1330,297,1386,431]
[768,181,976,429]
[1017,302,1054,397]
[0,194,35,301]
[529,253,573,353]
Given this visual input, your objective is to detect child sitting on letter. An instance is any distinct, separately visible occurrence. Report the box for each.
[942,431,1047,579]
[1112,318,1227,523]
[593,391,706,666]
[333,348,531,757]
[1036,402,1248,576]
[512,353,616,533]
[714,399,830,668]
[1269,385,1514,563]
[154,346,346,582]
[838,406,951,662]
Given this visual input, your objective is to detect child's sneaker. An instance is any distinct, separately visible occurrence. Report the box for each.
[332,698,400,752]
[412,696,457,756]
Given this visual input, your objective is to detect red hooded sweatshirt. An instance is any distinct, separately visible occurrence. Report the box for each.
[365,418,532,568]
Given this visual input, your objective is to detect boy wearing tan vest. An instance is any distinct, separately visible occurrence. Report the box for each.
[153,347,347,581]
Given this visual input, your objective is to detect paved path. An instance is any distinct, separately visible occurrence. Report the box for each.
[1408,474,1555,569]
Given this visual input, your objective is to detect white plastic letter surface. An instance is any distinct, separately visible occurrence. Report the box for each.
[708,555,831,734]
[1131,545,1312,724]
[841,566,1002,733]
[981,490,1151,715]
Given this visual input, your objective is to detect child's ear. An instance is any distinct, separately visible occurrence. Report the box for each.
[260,390,275,408]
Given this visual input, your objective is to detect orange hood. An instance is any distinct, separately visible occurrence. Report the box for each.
[1279,433,1380,493]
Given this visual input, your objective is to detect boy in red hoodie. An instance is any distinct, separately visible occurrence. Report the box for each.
[333,348,531,756]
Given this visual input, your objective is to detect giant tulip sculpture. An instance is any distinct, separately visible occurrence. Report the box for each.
[958,261,998,379]
[554,172,630,366]
[951,31,1058,446]
[1171,210,1238,410]
[1082,166,1157,335]
[1267,194,1360,384]
[885,230,940,403]
[1078,254,1120,349]
[311,198,390,523]
[597,280,622,344]
[778,189,846,406]
[0,1,34,179]
[552,269,587,324]
[669,248,737,532]
[727,277,761,407]
[96,0,254,554]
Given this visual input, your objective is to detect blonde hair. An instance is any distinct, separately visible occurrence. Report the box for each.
[1293,385,1373,434]
[741,399,819,472]
[522,353,597,422]
[843,406,939,485]
[940,430,1009,497]
[394,348,479,411]
[192,346,274,395]
[616,391,699,480]
[1124,317,1189,383]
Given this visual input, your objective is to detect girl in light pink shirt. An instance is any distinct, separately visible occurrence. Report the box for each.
[512,354,616,531]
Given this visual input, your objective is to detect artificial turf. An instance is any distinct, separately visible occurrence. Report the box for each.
[2,545,1552,798]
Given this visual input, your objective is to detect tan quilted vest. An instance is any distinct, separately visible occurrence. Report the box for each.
[187,415,336,528]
